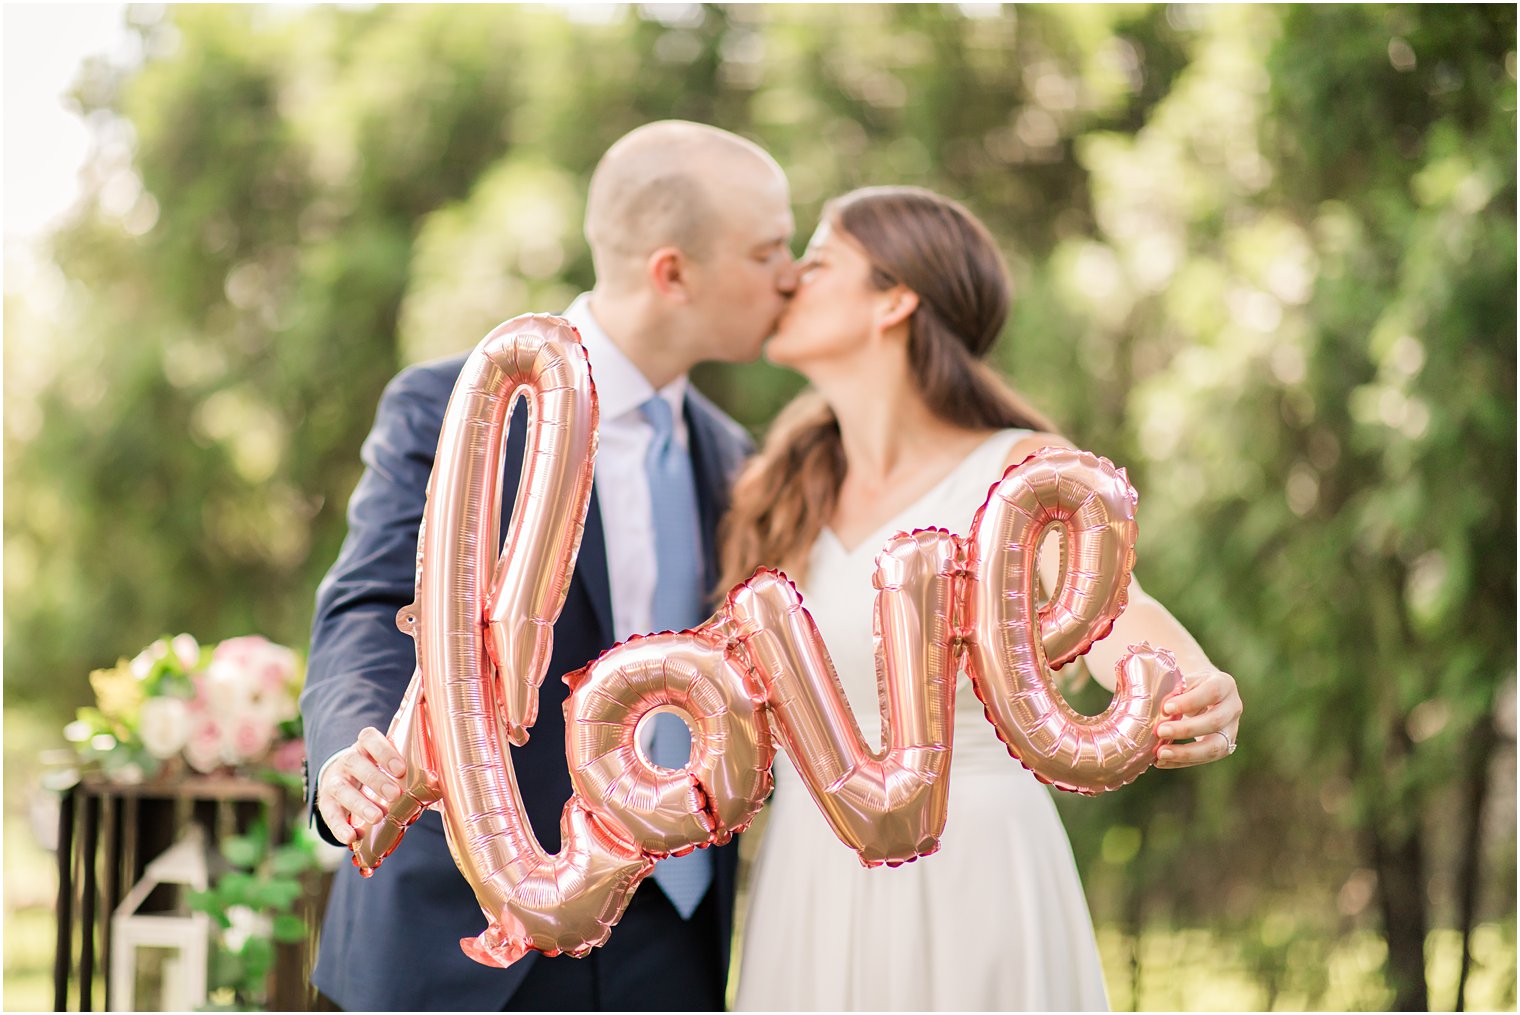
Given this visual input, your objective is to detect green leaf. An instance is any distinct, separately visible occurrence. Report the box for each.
[189,889,235,930]
[272,913,306,943]
[269,845,317,878]
[185,887,217,913]
[216,871,258,903]
[208,947,245,992]
[241,935,274,981]
[219,835,263,870]
[252,877,302,910]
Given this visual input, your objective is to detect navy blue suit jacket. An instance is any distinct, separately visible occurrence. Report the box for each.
[300,352,752,1011]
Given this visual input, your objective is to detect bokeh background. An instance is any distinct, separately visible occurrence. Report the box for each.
[5,4,1515,1010]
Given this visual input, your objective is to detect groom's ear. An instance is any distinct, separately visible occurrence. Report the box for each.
[647,247,692,302]
[876,286,919,331]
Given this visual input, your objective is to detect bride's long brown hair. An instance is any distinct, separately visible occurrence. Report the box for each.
[717,186,1055,592]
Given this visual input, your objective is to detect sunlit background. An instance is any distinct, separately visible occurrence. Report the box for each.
[5,4,1515,1011]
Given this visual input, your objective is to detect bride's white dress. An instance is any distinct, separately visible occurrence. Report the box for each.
[734,429,1110,1012]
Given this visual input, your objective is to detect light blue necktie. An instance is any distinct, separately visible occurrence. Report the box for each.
[642,394,713,919]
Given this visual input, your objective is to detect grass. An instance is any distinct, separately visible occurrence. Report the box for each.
[1095,922,1516,1011]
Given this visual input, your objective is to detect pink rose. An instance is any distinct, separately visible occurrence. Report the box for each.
[269,738,306,774]
[185,717,224,774]
[222,714,275,766]
[222,637,298,689]
[260,661,288,692]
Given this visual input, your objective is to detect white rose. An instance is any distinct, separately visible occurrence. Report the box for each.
[171,634,200,671]
[203,659,255,718]
[212,636,297,693]
[138,697,192,760]
[250,685,299,726]
[221,713,275,766]
[129,643,161,680]
[223,904,271,953]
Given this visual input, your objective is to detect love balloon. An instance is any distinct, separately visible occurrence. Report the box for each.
[351,315,1181,967]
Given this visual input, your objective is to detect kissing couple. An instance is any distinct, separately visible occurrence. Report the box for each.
[301,120,1243,1012]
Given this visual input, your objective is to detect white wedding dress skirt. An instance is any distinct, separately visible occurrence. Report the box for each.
[734,430,1110,1012]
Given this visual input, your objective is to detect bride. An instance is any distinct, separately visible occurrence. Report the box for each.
[719,186,1244,1011]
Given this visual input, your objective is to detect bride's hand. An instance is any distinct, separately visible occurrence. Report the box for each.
[1154,668,1242,768]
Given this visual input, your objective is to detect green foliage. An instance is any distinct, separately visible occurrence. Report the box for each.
[1047,4,1515,1006]
[188,816,322,1009]
[5,4,1514,1007]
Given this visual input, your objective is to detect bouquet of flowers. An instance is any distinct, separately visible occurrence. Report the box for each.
[65,633,306,784]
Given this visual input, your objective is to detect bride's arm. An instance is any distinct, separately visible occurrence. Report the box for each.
[1003,433,1244,769]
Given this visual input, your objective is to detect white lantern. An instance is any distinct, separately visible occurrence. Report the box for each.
[109,825,212,1011]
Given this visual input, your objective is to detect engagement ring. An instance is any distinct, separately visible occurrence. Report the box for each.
[1211,730,1236,755]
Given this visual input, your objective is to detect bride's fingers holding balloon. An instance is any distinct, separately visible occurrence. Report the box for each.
[1161,668,1239,722]
[1156,699,1239,742]
[1155,726,1237,768]
[1157,669,1241,767]
[1161,668,1221,713]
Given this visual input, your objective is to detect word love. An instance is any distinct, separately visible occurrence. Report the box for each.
[352,316,1181,969]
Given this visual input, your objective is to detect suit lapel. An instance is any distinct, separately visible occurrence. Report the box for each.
[578,488,614,644]
[500,401,614,648]
[686,398,734,609]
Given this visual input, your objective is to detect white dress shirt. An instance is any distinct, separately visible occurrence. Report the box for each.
[562,292,696,645]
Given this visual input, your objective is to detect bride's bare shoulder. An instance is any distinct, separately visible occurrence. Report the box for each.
[1000,430,1075,470]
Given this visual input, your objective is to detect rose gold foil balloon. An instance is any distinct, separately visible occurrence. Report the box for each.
[725,526,961,868]
[382,315,650,966]
[562,621,773,857]
[479,322,601,745]
[350,667,443,875]
[963,446,1181,794]
[358,323,1183,969]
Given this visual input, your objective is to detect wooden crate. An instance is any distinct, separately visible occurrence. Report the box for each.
[53,773,328,1011]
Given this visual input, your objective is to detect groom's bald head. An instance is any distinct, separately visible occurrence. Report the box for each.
[585,121,785,290]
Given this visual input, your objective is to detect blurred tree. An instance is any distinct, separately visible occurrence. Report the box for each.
[1053,4,1515,1009]
[4,4,1513,1009]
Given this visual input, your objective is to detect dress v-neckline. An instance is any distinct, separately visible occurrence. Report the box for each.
[819,430,1016,558]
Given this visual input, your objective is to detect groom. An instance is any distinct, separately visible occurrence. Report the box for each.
[300,121,797,1011]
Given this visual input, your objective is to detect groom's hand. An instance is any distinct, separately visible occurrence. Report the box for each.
[317,727,407,843]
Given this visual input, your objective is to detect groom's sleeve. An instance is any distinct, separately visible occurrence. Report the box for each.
[300,363,452,846]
